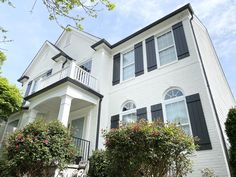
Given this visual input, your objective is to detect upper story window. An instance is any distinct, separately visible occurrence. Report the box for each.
[156,31,177,66]
[122,50,135,81]
[80,60,92,73]
[163,88,191,135]
[121,101,137,124]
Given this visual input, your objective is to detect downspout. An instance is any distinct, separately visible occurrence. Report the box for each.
[189,14,232,175]
[95,97,103,149]
[62,58,68,68]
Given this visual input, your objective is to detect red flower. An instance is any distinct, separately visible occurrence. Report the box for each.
[16,133,23,140]
[43,140,49,145]
[132,124,140,132]
[152,131,159,137]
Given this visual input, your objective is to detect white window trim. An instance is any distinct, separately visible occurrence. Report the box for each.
[162,89,193,135]
[120,101,137,124]
[154,29,178,69]
[120,48,135,82]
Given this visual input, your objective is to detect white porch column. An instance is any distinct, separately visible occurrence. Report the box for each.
[68,61,76,79]
[58,95,73,127]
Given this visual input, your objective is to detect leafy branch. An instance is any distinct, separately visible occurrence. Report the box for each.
[37,0,115,30]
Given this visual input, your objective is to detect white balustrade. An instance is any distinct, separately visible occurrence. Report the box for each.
[30,63,98,95]
[73,66,97,90]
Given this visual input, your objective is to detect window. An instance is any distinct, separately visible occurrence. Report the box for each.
[121,101,137,124]
[80,60,92,73]
[163,89,191,135]
[156,31,177,66]
[6,119,19,135]
[122,50,135,81]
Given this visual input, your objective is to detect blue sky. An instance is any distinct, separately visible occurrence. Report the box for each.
[1,0,236,98]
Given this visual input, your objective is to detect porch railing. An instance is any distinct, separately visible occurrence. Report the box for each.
[71,136,90,161]
[28,62,98,96]
[74,65,97,91]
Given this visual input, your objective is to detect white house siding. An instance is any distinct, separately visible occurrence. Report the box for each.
[7,5,235,177]
[192,17,236,148]
[98,13,231,177]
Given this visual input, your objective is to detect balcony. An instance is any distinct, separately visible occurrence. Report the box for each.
[28,62,98,97]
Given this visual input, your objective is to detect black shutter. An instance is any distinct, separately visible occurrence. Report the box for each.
[186,93,212,150]
[134,42,144,77]
[172,22,189,60]
[112,53,120,85]
[145,36,157,72]
[137,107,147,121]
[111,114,119,129]
[24,80,32,97]
[151,104,163,122]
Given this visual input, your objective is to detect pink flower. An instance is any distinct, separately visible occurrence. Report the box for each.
[16,133,23,140]
[43,140,49,145]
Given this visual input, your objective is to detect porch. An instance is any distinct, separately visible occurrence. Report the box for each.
[27,93,101,160]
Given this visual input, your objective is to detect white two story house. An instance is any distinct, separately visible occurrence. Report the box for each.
[1,4,235,177]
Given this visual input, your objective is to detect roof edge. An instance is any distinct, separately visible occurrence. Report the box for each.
[90,3,193,50]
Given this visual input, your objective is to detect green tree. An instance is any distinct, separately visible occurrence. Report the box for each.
[225,108,236,177]
[0,77,22,121]
[0,50,6,69]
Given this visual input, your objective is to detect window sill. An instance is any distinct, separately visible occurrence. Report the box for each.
[120,77,136,85]
[158,59,178,70]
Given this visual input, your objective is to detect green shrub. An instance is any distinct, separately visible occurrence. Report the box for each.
[0,119,77,177]
[88,150,109,177]
[103,120,195,177]
[225,108,236,177]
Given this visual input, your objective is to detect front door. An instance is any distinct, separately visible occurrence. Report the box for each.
[70,117,85,139]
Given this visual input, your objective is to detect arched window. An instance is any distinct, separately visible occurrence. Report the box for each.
[120,101,137,124]
[163,88,191,135]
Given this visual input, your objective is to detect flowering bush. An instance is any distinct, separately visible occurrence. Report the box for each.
[102,120,196,177]
[88,150,109,177]
[0,119,77,177]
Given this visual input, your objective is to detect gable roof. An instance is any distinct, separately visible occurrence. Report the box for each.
[55,25,101,46]
[18,41,75,82]
[91,3,194,50]
[48,41,75,61]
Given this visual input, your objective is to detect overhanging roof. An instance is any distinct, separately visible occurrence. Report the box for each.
[91,3,194,50]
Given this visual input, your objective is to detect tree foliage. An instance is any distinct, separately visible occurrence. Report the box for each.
[88,150,109,177]
[0,119,77,177]
[225,108,236,177]
[89,121,196,177]
[1,0,115,30]
[0,50,6,69]
[0,77,22,121]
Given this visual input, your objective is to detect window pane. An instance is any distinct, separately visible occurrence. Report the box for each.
[165,100,188,124]
[159,46,176,66]
[6,120,19,135]
[123,64,135,80]
[164,89,183,100]
[123,102,136,111]
[122,113,137,124]
[80,60,92,73]
[157,31,174,50]
[181,124,191,135]
[123,50,134,67]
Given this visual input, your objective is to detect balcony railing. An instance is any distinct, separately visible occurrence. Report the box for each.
[71,136,90,161]
[29,62,98,95]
